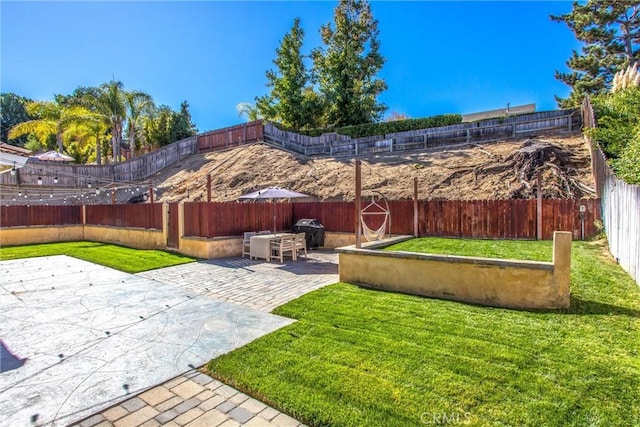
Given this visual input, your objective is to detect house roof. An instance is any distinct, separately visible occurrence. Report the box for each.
[0,143,32,157]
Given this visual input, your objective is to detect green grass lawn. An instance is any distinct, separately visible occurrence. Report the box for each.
[0,241,195,273]
[384,236,554,262]
[206,238,640,427]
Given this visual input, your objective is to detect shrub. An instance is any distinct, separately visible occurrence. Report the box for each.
[588,86,640,184]
[288,114,462,138]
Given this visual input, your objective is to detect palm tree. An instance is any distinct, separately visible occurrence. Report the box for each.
[64,113,109,165]
[236,102,261,121]
[8,101,87,153]
[84,80,127,163]
[125,91,154,158]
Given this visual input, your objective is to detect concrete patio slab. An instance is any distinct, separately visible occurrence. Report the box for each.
[0,256,294,427]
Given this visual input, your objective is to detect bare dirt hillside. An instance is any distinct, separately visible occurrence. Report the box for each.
[152,133,596,203]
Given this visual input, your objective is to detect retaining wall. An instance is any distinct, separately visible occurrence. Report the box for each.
[337,232,572,310]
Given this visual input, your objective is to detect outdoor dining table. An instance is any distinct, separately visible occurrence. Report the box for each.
[249,233,296,262]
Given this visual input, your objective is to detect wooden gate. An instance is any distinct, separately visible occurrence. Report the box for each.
[167,203,179,248]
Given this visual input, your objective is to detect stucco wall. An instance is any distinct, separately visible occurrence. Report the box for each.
[0,225,84,247]
[83,225,165,250]
[178,236,242,259]
[324,232,357,249]
[338,232,572,310]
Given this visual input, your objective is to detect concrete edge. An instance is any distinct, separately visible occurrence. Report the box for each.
[337,235,554,271]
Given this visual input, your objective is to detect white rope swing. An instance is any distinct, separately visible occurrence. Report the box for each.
[360,194,391,241]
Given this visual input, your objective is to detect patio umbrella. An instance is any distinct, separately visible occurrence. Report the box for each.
[32,151,74,162]
[238,186,312,201]
[238,186,312,232]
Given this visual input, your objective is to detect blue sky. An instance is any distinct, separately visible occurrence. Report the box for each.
[1,1,578,132]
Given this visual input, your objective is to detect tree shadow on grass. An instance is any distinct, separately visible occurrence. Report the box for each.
[566,296,640,317]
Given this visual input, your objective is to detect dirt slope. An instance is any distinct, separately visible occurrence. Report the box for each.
[152,133,595,203]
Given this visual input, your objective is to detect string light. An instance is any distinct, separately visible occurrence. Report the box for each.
[2,165,172,206]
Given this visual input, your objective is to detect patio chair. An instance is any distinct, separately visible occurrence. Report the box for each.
[270,235,296,263]
[293,232,307,258]
[242,232,257,258]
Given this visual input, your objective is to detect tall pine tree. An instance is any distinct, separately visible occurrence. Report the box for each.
[256,18,312,129]
[312,0,387,126]
[552,1,640,108]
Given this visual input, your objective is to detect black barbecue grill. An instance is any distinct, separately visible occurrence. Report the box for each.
[292,218,325,248]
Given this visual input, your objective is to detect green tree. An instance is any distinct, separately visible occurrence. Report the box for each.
[312,0,387,126]
[589,85,640,184]
[8,100,87,153]
[82,80,127,163]
[1,93,34,146]
[236,102,261,121]
[143,105,173,147]
[55,86,102,108]
[171,100,197,142]
[256,18,313,129]
[552,1,640,108]
[125,91,155,158]
[300,87,324,129]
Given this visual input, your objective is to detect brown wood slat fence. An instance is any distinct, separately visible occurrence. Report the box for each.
[197,121,263,153]
[0,205,82,227]
[183,202,293,238]
[264,110,581,157]
[1,137,198,187]
[182,199,600,240]
[85,204,163,229]
[2,199,600,241]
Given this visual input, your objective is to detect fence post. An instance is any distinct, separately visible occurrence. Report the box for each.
[537,171,543,240]
[149,180,154,204]
[178,202,185,249]
[466,129,470,144]
[414,177,419,237]
[162,203,169,248]
[552,231,572,308]
[207,174,212,202]
[355,160,362,248]
[512,123,516,138]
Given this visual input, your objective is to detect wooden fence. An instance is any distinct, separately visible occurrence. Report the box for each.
[182,199,599,241]
[0,136,198,187]
[0,205,82,227]
[197,121,263,153]
[583,97,640,284]
[1,198,600,241]
[85,204,163,229]
[263,110,582,157]
[1,121,267,189]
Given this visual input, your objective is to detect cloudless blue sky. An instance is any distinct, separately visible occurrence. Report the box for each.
[1,1,579,132]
